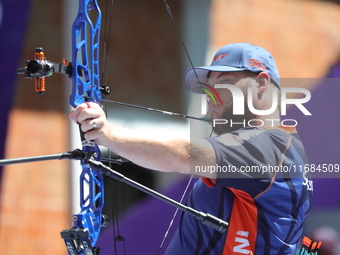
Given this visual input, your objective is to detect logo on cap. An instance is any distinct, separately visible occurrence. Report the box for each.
[248,59,267,71]
[213,54,229,62]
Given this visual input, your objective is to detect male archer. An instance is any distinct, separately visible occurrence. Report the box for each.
[70,43,312,254]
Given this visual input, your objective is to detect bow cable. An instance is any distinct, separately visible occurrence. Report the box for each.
[101,0,127,254]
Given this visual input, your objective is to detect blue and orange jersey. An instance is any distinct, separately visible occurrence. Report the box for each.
[165,127,312,255]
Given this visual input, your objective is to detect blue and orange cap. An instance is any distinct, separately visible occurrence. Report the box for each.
[184,43,280,93]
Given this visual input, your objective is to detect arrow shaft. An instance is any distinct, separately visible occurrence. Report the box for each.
[100,99,211,122]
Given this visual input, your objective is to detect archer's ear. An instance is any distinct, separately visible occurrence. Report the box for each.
[255,72,271,95]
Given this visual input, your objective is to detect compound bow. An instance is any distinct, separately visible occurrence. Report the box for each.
[18,1,107,254]
[15,1,227,255]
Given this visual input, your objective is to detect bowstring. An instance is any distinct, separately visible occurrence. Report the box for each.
[101,0,126,254]
[161,0,201,82]
[102,0,114,87]
[161,0,212,119]
[155,176,193,255]
[101,1,213,254]
[156,1,214,254]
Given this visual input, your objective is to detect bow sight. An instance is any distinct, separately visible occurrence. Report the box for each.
[17,47,111,97]
[17,47,72,94]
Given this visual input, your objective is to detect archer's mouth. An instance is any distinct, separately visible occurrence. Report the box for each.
[208,103,225,117]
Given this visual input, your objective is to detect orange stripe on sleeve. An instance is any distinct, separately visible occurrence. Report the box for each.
[201,177,216,188]
[223,188,258,255]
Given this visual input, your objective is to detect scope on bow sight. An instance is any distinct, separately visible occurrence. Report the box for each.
[17,47,73,95]
[17,47,111,98]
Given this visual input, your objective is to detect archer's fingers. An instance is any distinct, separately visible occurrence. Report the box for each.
[84,129,100,142]
[77,108,103,124]
[69,103,87,123]
[81,118,104,133]
[70,102,104,124]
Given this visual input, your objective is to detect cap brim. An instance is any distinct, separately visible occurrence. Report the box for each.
[184,66,245,93]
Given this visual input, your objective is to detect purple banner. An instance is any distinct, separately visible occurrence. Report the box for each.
[0,0,32,189]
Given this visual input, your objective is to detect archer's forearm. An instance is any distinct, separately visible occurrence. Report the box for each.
[104,125,192,174]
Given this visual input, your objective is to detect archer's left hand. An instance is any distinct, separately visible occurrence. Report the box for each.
[69,102,113,147]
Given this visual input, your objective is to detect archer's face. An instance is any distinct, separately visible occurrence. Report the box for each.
[206,71,257,121]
